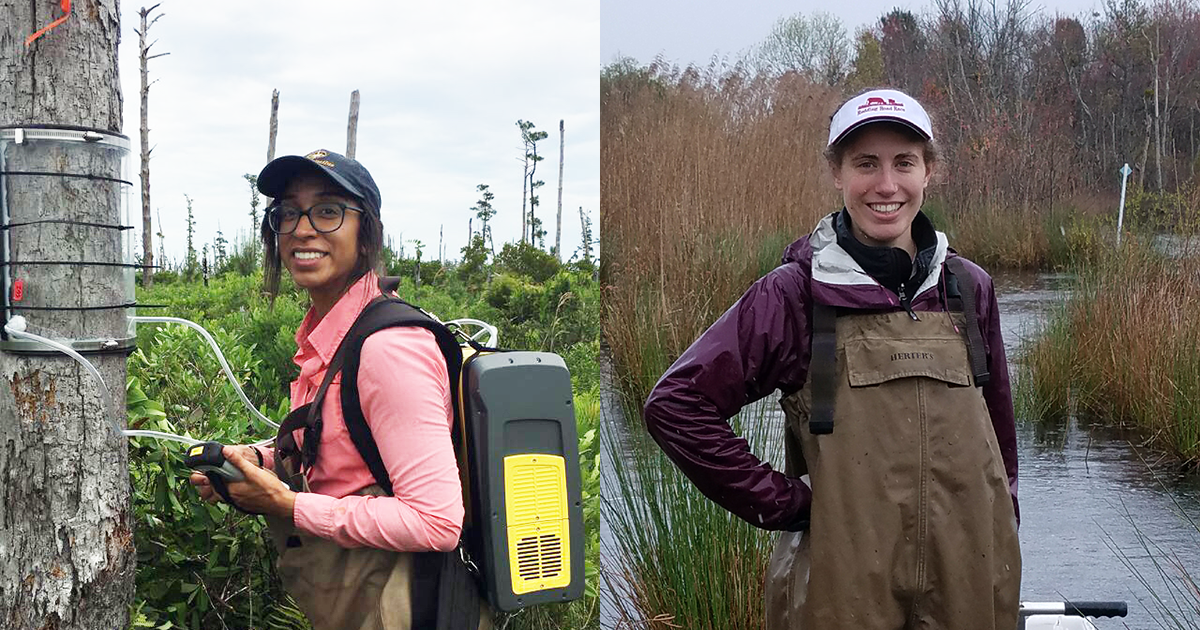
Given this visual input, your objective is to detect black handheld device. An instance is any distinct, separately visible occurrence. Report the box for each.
[184,441,256,514]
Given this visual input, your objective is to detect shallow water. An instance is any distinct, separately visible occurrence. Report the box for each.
[600,270,1200,629]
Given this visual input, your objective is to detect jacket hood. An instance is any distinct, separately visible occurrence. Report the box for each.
[782,212,949,310]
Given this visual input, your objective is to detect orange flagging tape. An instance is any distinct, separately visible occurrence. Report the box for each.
[25,0,72,47]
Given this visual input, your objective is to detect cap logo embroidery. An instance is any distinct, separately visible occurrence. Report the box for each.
[858,97,905,114]
[305,150,329,160]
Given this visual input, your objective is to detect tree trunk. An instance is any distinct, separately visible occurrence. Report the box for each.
[521,157,529,245]
[0,1,134,629]
[137,4,165,289]
[139,8,152,287]
[346,89,359,159]
[555,119,564,261]
[578,206,590,264]
[267,89,279,163]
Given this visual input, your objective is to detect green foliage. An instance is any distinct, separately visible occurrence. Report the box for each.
[605,399,779,629]
[184,194,199,281]
[518,120,549,247]
[458,233,490,290]
[472,183,497,255]
[846,30,885,93]
[495,241,561,283]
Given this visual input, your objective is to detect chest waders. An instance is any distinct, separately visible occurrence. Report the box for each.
[764,258,1021,630]
[269,283,492,630]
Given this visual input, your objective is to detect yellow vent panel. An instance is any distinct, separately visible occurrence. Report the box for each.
[504,454,567,525]
[508,520,570,594]
[504,454,570,594]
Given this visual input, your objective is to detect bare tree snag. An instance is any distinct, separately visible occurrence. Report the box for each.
[136,3,168,288]
[346,89,360,159]
[0,1,134,629]
[555,119,564,261]
[267,89,279,163]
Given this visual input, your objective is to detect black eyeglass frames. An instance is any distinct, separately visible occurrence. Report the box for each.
[266,202,364,235]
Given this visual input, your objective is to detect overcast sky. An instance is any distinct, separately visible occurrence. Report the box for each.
[601,0,1106,68]
[115,1,598,265]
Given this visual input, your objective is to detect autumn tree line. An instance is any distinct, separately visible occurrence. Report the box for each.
[620,0,1200,226]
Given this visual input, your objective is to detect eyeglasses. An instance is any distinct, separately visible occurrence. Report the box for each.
[266,202,364,235]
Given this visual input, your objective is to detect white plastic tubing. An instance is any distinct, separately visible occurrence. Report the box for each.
[4,315,277,448]
[3,314,497,449]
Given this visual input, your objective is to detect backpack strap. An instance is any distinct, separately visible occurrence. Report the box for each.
[808,302,838,435]
[943,257,990,386]
[337,295,464,495]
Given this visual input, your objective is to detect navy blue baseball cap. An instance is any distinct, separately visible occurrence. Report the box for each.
[257,149,381,214]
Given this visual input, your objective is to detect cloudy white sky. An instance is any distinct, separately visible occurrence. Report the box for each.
[114,1,598,266]
[601,0,1105,68]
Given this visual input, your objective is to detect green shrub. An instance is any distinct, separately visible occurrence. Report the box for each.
[496,241,561,283]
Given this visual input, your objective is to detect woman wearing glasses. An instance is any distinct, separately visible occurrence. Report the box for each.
[189,149,487,630]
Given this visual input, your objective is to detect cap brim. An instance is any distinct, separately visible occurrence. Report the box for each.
[257,155,367,201]
[830,116,932,147]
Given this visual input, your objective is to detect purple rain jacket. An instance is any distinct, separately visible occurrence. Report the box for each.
[642,212,1019,532]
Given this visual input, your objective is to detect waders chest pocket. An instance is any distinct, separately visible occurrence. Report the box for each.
[845,337,972,387]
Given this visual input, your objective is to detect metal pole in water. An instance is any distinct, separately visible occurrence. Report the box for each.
[1117,163,1132,247]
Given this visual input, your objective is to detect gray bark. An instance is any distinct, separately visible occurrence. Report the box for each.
[137,4,166,288]
[0,1,134,629]
[555,119,563,261]
[346,89,359,159]
[267,89,279,162]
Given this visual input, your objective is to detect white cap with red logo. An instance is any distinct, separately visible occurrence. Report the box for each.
[827,88,933,147]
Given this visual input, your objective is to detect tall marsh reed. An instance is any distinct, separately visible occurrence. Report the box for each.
[601,64,840,408]
[603,399,781,629]
[1021,241,1200,465]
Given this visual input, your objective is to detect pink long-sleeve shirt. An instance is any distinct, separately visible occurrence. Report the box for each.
[263,272,464,552]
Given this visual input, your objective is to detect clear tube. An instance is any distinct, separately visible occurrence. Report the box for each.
[4,317,278,447]
[124,430,201,446]
[3,317,124,440]
[131,316,278,429]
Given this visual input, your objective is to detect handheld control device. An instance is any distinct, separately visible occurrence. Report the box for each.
[183,441,252,513]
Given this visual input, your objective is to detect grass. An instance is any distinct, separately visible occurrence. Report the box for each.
[602,398,781,629]
[1020,238,1200,466]
[1105,489,1200,628]
[930,197,1111,270]
[601,64,840,410]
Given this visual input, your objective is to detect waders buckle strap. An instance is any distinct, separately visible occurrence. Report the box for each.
[944,257,990,386]
[808,302,838,435]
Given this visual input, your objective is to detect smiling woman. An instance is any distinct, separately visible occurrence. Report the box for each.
[640,88,1023,630]
[188,149,490,630]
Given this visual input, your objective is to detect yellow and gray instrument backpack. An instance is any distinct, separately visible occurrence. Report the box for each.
[275,276,585,623]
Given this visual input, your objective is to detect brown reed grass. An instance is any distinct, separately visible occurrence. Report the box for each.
[601,64,840,407]
[1023,240,1200,465]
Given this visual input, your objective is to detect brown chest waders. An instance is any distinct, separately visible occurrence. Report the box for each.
[765,261,1021,630]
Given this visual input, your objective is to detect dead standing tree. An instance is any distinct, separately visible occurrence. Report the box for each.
[346,88,359,159]
[555,119,564,261]
[136,3,168,287]
[0,0,135,629]
[267,88,279,163]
